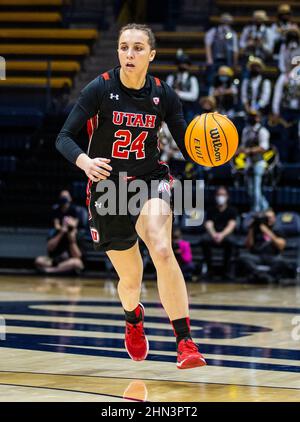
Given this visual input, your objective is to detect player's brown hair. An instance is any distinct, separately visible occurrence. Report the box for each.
[118,23,156,50]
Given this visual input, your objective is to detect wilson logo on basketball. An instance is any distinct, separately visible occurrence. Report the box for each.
[210,127,222,162]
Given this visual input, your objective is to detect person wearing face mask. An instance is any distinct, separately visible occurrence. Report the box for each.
[199,95,217,114]
[272,52,300,162]
[240,10,273,62]
[238,110,270,212]
[237,209,293,283]
[209,66,238,118]
[241,57,271,116]
[200,186,237,279]
[35,190,84,274]
[270,4,298,59]
[166,53,200,123]
[205,13,238,87]
[278,28,300,74]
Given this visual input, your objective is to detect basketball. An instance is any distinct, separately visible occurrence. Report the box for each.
[184,112,239,167]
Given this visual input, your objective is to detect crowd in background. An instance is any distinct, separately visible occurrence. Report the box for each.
[165,4,300,168]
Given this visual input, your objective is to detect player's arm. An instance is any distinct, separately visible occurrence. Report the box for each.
[56,77,112,182]
[162,83,192,162]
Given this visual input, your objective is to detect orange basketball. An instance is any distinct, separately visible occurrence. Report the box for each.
[184,112,239,167]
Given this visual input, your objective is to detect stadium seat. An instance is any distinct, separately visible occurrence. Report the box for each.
[0,28,98,42]
[0,44,90,57]
[149,63,278,79]
[216,0,300,10]
[0,156,17,173]
[0,12,62,22]
[0,106,44,126]
[5,61,80,77]
[276,188,300,207]
[0,0,64,6]
[0,77,72,88]
[157,48,205,59]
[275,212,300,237]
[280,164,300,187]
[210,15,300,27]
[155,31,205,46]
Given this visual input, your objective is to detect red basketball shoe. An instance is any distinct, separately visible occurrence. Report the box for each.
[177,338,207,369]
[125,303,149,361]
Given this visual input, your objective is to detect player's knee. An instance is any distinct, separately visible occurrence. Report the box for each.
[151,242,172,262]
[118,275,142,292]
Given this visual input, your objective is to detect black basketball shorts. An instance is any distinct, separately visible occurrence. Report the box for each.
[86,163,174,251]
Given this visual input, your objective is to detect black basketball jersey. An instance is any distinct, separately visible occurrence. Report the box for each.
[56,67,189,176]
[87,67,167,176]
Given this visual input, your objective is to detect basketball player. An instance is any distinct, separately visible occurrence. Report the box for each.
[56,24,206,369]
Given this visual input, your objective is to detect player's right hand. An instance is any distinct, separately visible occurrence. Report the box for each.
[84,157,112,182]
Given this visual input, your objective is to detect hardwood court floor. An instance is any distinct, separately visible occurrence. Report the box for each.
[0,275,300,402]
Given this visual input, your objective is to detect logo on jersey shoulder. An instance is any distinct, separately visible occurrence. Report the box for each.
[153,97,160,105]
[90,228,100,243]
[110,93,119,100]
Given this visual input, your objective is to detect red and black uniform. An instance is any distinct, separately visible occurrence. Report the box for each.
[56,66,189,251]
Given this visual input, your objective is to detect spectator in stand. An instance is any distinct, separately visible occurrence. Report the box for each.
[270,4,298,60]
[241,57,271,117]
[237,209,292,283]
[205,13,238,87]
[35,190,84,274]
[173,228,196,282]
[240,10,273,73]
[238,109,270,212]
[272,52,300,162]
[199,95,217,114]
[209,65,239,118]
[200,186,237,279]
[159,122,185,162]
[166,53,199,123]
[278,28,300,74]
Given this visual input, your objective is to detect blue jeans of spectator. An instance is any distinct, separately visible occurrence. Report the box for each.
[246,160,269,212]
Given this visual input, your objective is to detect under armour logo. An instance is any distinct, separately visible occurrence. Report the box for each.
[95,200,102,209]
[158,179,171,196]
[110,93,119,100]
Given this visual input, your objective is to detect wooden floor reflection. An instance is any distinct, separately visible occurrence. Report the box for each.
[0,275,300,402]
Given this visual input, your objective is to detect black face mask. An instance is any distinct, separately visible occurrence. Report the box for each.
[178,65,189,73]
[279,15,290,24]
[59,196,70,206]
[254,23,263,29]
[250,69,260,77]
[247,116,257,125]
[286,35,299,44]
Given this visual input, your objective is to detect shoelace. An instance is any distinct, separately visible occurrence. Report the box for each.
[180,339,198,353]
[127,322,145,341]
